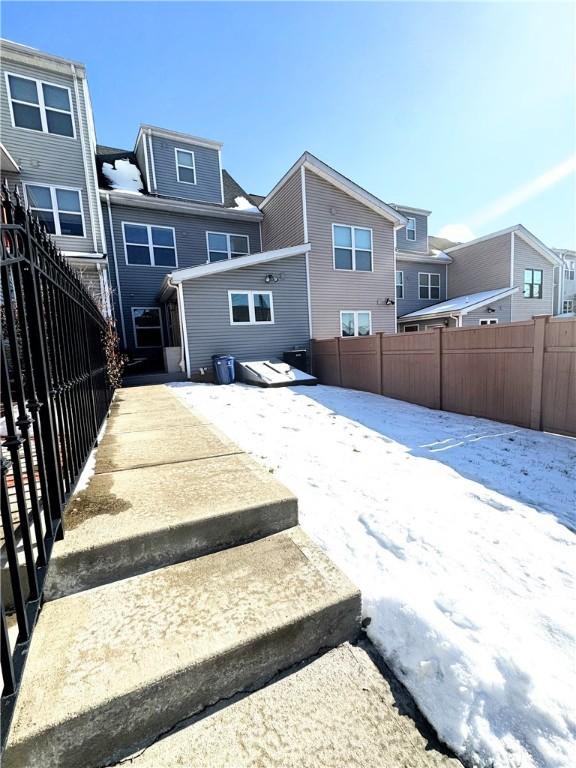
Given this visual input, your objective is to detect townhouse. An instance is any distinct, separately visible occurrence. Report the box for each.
[553,248,576,315]
[0,40,110,309]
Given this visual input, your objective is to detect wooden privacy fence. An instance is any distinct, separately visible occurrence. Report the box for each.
[312,316,576,436]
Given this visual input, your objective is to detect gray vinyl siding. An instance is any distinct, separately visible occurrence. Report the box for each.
[181,255,310,375]
[462,296,512,326]
[261,171,304,251]
[103,200,261,357]
[511,235,554,321]
[0,55,104,255]
[447,234,511,298]
[396,261,447,316]
[305,169,396,338]
[148,133,223,204]
[395,210,429,254]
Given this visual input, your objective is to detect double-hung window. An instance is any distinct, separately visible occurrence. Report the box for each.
[395,270,404,299]
[175,149,196,184]
[333,225,372,271]
[418,272,441,300]
[132,307,163,348]
[563,300,574,313]
[406,217,416,241]
[523,269,543,298]
[340,311,372,337]
[123,223,177,267]
[6,73,74,137]
[479,319,498,326]
[25,184,84,236]
[564,265,575,281]
[207,232,250,262]
[228,291,273,325]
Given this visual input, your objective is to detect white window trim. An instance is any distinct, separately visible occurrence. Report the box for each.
[403,324,420,332]
[564,268,575,281]
[523,268,543,299]
[174,147,196,185]
[5,71,76,139]
[562,299,573,313]
[339,310,372,337]
[122,222,178,268]
[206,231,251,263]
[131,306,164,349]
[23,183,86,238]
[396,270,404,299]
[332,223,374,273]
[478,318,498,326]
[418,271,441,300]
[406,217,417,241]
[228,290,274,326]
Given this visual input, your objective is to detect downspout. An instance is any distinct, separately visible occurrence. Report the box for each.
[71,64,98,254]
[449,314,462,327]
[176,281,191,378]
[105,193,127,345]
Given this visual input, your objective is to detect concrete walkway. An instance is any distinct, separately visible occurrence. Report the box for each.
[5,385,460,768]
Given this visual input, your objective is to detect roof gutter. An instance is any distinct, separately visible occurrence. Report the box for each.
[99,189,263,221]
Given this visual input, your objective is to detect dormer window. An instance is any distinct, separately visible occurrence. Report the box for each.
[6,73,74,137]
[406,217,416,241]
[175,148,196,185]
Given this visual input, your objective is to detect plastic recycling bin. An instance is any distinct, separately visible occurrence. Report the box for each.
[212,355,236,385]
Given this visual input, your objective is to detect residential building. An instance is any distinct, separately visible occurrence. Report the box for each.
[0,39,110,309]
[398,225,562,330]
[553,248,576,315]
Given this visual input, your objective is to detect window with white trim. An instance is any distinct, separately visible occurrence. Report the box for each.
[25,184,84,237]
[523,268,543,298]
[406,217,416,241]
[132,307,163,348]
[479,318,498,326]
[6,73,74,137]
[175,149,196,185]
[564,266,575,281]
[563,300,574,313]
[403,324,419,333]
[395,270,404,299]
[418,272,440,300]
[340,311,372,337]
[229,291,273,325]
[207,232,250,262]
[123,223,177,267]
[333,225,372,271]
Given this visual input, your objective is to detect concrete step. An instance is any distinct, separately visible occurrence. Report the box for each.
[4,527,360,768]
[123,373,187,387]
[44,454,298,599]
[113,642,460,768]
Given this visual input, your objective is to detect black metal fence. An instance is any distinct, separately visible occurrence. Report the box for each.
[0,183,114,746]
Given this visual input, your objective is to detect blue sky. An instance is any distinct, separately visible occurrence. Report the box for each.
[3,1,575,247]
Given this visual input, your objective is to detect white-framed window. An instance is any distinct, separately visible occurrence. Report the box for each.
[207,232,250,263]
[403,324,419,333]
[564,266,575,281]
[406,217,417,241]
[418,272,441,300]
[332,224,373,271]
[523,268,543,299]
[563,300,574,313]
[24,184,84,237]
[479,318,498,326]
[6,72,75,138]
[228,291,274,325]
[122,222,177,267]
[175,148,196,185]
[131,307,163,348]
[340,310,372,337]
[396,270,404,299]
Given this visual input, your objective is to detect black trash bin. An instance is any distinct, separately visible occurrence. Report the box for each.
[212,355,236,384]
[283,349,308,373]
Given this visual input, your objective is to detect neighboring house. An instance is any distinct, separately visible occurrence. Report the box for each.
[552,248,576,315]
[0,39,110,310]
[259,152,407,339]
[399,225,561,330]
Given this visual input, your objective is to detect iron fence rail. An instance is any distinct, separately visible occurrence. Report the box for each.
[0,182,114,748]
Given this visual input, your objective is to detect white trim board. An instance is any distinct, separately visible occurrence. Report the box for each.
[135,124,222,152]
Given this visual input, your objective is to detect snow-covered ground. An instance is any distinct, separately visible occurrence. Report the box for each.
[171,383,576,768]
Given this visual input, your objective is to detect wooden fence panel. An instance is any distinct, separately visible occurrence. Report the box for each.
[542,319,576,436]
[339,336,380,394]
[380,330,440,409]
[312,338,341,385]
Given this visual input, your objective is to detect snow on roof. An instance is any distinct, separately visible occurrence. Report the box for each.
[101,158,144,195]
[400,287,518,320]
[227,195,260,213]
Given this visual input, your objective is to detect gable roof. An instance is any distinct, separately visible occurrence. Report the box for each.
[260,152,407,228]
[399,286,519,321]
[444,225,560,265]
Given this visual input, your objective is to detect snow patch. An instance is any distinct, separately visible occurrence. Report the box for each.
[228,195,260,213]
[170,382,576,768]
[102,158,144,194]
